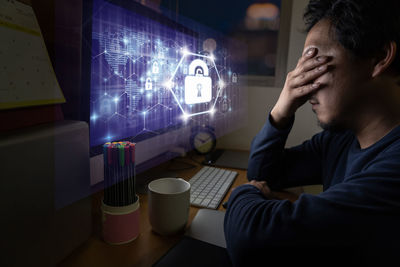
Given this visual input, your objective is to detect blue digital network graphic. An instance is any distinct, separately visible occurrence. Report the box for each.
[89,0,241,147]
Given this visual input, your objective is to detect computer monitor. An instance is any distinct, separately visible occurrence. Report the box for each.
[81,0,247,185]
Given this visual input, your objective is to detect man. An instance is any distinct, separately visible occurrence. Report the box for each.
[224,0,400,266]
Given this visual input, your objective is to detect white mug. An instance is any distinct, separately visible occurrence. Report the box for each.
[148,178,191,236]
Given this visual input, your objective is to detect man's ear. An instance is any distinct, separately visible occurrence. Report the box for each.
[372,41,397,78]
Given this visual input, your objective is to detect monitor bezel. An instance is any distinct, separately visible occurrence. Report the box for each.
[81,0,199,157]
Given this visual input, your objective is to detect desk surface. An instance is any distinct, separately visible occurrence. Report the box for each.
[58,153,298,267]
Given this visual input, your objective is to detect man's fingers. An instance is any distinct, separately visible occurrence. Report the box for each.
[247,180,271,198]
[293,55,329,77]
[293,83,321,98]
[290,64,328,89]
[303,56,329,72]
[296,47,317,67]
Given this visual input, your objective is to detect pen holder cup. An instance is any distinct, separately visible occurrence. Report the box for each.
[101,196,140,244]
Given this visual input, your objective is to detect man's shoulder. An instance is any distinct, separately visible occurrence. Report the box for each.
[376,125,400,155]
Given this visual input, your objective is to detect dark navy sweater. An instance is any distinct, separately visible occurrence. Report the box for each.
[224,115,400,266]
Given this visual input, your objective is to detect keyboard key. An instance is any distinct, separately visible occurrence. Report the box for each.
[208,203,218,209]
[210,200,219,206]
[201,199,211,206]
[189,166,237,209]
[193,199,202,205]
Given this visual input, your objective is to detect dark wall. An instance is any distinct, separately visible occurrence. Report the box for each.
[27,0,83,120]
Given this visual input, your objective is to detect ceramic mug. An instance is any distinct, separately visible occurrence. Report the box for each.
[148,178,190,236]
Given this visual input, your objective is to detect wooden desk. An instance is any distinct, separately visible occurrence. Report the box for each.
[58,153,298,267]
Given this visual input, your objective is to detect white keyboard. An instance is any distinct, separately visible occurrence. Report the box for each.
[188,166,237,209]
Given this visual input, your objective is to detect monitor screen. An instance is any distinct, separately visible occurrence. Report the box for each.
[82,0,247,176]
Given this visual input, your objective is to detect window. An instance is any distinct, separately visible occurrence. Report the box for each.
[158,0,293,87]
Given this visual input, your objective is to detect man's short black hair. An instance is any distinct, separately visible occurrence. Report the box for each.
[304,0,400,73]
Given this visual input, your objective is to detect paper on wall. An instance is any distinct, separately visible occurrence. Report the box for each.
[0,0,65,110]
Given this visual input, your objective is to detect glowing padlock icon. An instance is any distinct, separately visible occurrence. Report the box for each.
[145,77,152,90]
[152,61,159,74]
[221,98,229,113]
[232,73,238,83]
[184,59,212,104]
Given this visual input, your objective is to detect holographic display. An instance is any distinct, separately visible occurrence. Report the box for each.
[87,0,246,153]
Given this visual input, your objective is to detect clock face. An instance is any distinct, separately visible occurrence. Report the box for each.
[192,130,216,154]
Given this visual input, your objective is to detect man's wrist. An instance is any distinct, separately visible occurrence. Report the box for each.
[270,108,293,130]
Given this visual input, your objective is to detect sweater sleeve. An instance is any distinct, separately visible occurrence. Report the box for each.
[247,114,325,190]
[224,152,400,266]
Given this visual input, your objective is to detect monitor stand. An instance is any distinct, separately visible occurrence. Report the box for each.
[203,149,250,170]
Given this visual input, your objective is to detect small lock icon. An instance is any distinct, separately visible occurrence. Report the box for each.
[145,77,152,90]
[184,59,212,104]
[152,61,159,74]
[221,99,229,113]
[232,73,238,83]
[182,64,188,75]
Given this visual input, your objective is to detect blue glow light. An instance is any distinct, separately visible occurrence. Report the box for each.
[88,0,243,149]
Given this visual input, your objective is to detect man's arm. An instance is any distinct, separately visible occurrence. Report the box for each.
[247,113,326,190]
[225,154,400,265]
[247,47,330,189]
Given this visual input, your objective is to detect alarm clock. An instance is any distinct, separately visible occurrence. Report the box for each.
[190,126,216,154]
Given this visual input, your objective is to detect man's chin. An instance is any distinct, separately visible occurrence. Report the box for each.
[317,119,345,132]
